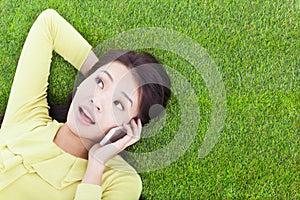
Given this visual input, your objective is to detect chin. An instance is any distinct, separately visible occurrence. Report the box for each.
[65,119,77,135]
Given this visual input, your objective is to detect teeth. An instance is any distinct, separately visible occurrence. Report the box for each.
[81,107,94,123]
[83,108,93,120]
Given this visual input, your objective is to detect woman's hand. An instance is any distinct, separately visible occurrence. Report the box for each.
[82,118,142,186]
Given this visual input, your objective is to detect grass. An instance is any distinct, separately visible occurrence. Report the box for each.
[0,0,299,199]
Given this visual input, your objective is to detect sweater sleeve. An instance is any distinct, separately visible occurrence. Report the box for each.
[74,184,102,200]
[1,9,91,128]
[102,170,142,200]
[74,172,142,200]
[74,171,142,200]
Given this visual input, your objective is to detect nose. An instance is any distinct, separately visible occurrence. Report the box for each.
[90,98,101,112]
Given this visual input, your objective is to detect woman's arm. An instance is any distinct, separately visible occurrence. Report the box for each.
[80,51,99,77]
[78,119,142,200]
[1,9,92,128]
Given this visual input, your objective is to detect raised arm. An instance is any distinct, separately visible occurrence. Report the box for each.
[1,9,92,128]
[80,51,99,77]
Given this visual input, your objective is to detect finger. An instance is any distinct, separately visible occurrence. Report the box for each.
[128,119,141,140]
[122,122,132,136]
[138,118,142,130]
[132,121,141,140]
[92,143,120,164]
[114,122,139,148]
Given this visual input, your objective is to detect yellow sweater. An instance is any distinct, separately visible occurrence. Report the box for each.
[0,9,142,200]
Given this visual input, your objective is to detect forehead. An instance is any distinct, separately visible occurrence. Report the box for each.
[97,61,138,88]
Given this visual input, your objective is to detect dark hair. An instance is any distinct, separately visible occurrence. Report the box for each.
[1,51,161,200]
[0,50,171,128]
[49,50,171,126]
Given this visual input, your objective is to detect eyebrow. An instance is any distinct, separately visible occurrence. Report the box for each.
[122,92,133,107]
[102,70,113,82]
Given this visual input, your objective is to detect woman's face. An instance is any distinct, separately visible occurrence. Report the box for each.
[66,61,140,142]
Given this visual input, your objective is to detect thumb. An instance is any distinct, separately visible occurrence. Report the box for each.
[89,143,120,164]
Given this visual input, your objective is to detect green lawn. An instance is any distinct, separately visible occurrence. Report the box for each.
[0,0,299,199]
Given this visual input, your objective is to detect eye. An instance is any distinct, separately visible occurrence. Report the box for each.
[95,77,104,89]
[114,101,124,111]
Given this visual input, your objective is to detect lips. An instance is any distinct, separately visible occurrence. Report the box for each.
[78,105,95,125]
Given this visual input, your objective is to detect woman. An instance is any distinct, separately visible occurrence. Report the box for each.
[0,9,171,199]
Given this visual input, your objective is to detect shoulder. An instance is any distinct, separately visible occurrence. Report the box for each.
[102,155,142,199]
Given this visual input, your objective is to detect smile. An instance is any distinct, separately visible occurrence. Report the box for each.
[78,106,95,125]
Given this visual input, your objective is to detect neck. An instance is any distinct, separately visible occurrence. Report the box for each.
[54,123,90,160]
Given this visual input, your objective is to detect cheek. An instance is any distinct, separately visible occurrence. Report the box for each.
[66,103,78,133]
[94,112,118,134]
[112,108,133,125]
[95,110,130,133]
[76,78,97,100]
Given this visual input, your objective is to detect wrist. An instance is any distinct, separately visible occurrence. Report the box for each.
[82,161,105,185]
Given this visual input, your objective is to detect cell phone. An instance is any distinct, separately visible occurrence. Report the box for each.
[99,126,127,146]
